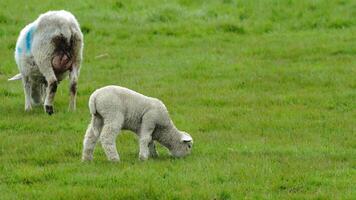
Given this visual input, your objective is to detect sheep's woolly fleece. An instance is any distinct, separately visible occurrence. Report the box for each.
[82,85,193,162]
[10,10,83,115]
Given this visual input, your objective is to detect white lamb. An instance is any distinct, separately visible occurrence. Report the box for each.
[9,10,83,115]
[82,85,193,161]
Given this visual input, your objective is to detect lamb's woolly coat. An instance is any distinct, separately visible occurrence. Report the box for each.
[82,85,193,161]
[10,10,83,114]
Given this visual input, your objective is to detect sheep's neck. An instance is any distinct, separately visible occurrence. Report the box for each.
[154,125,180,151]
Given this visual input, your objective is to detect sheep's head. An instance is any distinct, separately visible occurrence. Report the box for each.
[170,131,193,158]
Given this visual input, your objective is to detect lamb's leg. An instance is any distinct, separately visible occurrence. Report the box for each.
[148,141,158,158]
[100,117,123,162]
[82,124,99,161]
[139,133,153,161]
[82,115,103,161]
[100,125,121,161]
[22,76,32,111]
[139,113,156,161]
[68,68,78,111]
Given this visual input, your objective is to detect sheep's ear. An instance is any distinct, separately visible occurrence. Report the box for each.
[181,133,192,143]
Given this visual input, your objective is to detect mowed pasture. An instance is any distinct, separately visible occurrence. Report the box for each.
[0,0,355,199]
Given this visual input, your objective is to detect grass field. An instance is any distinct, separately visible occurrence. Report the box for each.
[0,0,355,199]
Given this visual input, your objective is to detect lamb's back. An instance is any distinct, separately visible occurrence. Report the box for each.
[92,85,158,118]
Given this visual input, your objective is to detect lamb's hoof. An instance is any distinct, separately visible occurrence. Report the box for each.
[109,158,120,162]
[45,105,54,115]
[82,157,93,162]
[139,154,149,161]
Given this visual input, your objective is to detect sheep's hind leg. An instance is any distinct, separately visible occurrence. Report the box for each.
[38,65,57,115]
[22,76,32,111]
[68,68,78,111]
[100,116,123,162]
[44,79,57,115]
[82,114,103,161]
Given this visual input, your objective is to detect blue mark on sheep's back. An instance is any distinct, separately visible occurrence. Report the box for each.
[17,47,22,53]
[25,26,35,54]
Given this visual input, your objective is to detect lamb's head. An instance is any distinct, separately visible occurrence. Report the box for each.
[169,131,193,158]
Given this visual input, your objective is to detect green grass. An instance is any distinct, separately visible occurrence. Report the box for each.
[0,0,355,199]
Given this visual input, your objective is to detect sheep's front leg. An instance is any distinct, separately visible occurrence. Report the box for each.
[148,141,158,158]
[69,68,78,111]
[22,76,32,111]
[139,135,152,161]
[139,114,156,161]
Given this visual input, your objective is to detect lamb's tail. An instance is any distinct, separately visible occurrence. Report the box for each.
[8,73,22,81]
[88,93,97,115]
[88,92,103,137]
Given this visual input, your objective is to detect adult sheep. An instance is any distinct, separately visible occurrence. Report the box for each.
[9,10,83,115]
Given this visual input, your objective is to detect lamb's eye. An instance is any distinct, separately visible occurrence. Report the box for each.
[187,143,192,148]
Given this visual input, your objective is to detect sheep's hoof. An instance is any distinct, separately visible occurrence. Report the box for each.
[45,105,54,115]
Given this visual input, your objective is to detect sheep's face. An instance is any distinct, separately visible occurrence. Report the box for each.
[170,132,193,158]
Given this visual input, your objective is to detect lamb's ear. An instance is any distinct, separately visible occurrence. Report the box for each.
[181,133,193,143]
